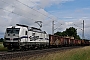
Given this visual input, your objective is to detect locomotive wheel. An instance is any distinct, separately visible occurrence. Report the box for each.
[7,47,14,51]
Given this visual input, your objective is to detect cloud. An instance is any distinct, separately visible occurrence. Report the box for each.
[63,17,74,19]
[35,0,74,8]
[0,0,90,40]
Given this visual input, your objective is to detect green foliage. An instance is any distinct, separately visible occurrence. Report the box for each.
[0,38,3,42]
[54,27,81,39]
[66,27,77,37]
[0,42,7,51]
[76,35,81,39]
[22,46,90,60]
[54,32,62,36]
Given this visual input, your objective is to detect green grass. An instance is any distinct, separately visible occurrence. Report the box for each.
[67,47,90,60]
[2,46,90,60]
[0,42,7,51]
[16,46,90,60]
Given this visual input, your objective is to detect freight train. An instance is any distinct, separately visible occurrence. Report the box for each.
[3,24,90,50]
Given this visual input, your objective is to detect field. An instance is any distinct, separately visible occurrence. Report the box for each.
[0,42,7,51]
[13,46,90,60]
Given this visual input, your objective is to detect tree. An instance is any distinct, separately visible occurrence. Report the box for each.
[65,27,77,38]
[54,31,62,36]
[62,31,67,36]
[0,38,3,42]
[76,35,81,39]
[54,27,81,39]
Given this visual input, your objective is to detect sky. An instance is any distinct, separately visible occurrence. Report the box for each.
[0,0,90,39]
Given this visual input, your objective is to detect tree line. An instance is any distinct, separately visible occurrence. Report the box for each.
[54,27,81,39]
[0,38,3,42]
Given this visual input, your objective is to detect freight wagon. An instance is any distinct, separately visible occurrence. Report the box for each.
[49,35,75,47]
[49,35,90,47]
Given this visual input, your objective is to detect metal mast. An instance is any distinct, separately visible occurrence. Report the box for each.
[52,21,54,35]
[82,20,84,40]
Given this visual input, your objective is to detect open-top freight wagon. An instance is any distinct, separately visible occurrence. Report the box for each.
[49,35,90,47]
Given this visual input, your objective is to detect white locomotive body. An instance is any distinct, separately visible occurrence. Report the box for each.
[3,24,49,50]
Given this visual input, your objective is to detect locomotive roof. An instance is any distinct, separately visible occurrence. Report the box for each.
[30,27,41,31]
[28,27,47,34]
[16,24,28,28]
[7,25,28,30]
[6,24,47,34]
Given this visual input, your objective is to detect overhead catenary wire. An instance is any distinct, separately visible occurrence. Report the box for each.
[1,0,59,22]
[74,24,82,30]
[1,0,38,20]
[0,7,35,21]
[29,0,61,24]
[1,0,47,22]
[29,0,60,21]
[1,0,62,32]
[14,0,55,26]
[30,0,64,26]
[1,0,50,25]
[15,0,56,21]
[15,0,63,32]
[0,0,53,29]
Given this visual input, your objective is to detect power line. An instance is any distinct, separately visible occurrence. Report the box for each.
[73,24,82,30]
[15,0,56,21]
[1,0,38,20]
[1,0,59,24]
[29,0,60,21]
[0,0,53,28]
[1,0,49,23]
[15,0,62,34]
[1,0,62,32]
[29,0,65,31]
[1,0,46,21]
[0,7,35,21]
[74,20,85,40]
[30,0,62,23]
[29,0,59,25]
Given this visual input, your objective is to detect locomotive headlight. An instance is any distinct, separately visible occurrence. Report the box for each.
[13,34,15,36]
[8,34,10,36]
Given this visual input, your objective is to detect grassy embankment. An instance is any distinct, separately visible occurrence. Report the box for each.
[14,46,90,60]
[0,42,7,51]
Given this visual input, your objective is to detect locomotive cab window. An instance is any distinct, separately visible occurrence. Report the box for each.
[25,31,27,35]
[6,28,20,34]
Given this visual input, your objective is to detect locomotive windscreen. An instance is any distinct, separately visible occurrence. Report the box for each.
[6,28,20,34]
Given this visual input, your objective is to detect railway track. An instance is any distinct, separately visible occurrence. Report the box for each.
[0,46,84,60]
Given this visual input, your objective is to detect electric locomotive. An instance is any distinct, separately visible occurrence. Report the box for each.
[3,24,49,50]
